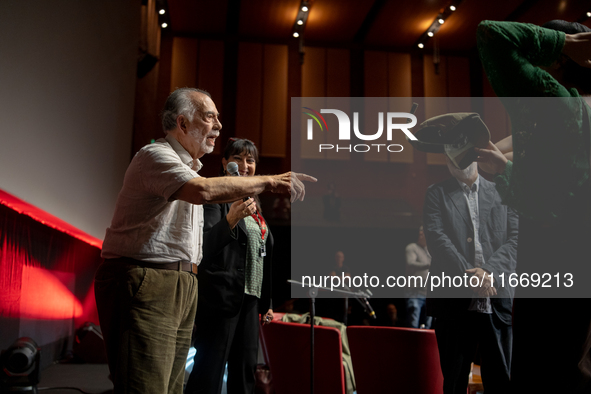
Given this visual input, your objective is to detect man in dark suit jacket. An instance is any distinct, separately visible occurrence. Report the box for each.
[424,157,518,394]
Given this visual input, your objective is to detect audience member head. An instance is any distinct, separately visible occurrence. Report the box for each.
[335,251,345,268]
[386,303,398,325]
[417,225,426,248]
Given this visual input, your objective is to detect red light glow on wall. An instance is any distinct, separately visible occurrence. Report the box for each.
[0,264,83,320]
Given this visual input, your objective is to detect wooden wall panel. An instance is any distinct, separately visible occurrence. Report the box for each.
[363,51,414,163]
[424,54,449,165]
[300,48,352,161]
[301,47,325,159]
[170,38,224,154]
[197,40,224,115]
[364,51,389,162]
[198,40,224,154]
[388,54,413,164]
[483,97,511,144]
[364,51,389,97]
[423,54,447,98]
[387,97,414,164]
[481,72,512,143]
[446,57,472,153]
[301,48,329,160]
[388,53,412,98]
[170,37,198,91]
[300,97,327,160]
[326,49,350,97]
[302,47,326,97]
[446,56,471,98]
[236,42,263,146]
[325,50,350,161]
[261,44,288,158]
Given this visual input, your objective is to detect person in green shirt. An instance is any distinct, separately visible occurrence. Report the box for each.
[476,20,591,394]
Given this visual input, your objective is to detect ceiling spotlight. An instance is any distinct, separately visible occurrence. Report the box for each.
[418,43,424,49]
[297,19,304,25]
[159,9,165,15]
[161,23,168,28]
[302,6,309,12]
[293,32,300,38]
[450,5,456,11]
[438,18,445,24]
[428,31,434,37]
[587,11,591,17]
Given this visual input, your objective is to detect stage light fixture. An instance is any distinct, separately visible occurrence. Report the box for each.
[413,1,462,50]
[587,11,591,17]
[0,338,41,394]
[292,1,310,40]
[155,0,171,31]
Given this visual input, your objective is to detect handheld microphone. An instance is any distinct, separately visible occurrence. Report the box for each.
[226,161,240,177]
[226,161,254,204]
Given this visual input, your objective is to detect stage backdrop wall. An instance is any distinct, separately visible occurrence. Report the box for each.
[0,0,140,240]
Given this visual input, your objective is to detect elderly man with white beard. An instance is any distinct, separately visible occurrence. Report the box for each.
[94,88,316,394]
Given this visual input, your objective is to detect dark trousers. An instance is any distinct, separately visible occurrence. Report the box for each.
[185,294,260,394]
[435,312,512,394]
[94,260,198,394]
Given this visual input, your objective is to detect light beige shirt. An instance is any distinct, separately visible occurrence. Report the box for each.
[101,134,204,265]
[456,177,492,314]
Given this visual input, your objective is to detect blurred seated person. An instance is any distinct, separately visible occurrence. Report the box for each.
[323,182,341,222]
[384,303,399,327]
[404,226,432,329]
[318,251,351,323]
[330,250,351,277]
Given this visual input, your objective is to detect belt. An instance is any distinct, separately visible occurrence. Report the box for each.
[107,257,198,275]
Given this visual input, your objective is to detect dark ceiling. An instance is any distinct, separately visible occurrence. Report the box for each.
[167,0,591,54]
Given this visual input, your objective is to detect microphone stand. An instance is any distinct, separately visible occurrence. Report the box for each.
[308,286,317,394]
[287,280,372,394]
[344,285,377,321]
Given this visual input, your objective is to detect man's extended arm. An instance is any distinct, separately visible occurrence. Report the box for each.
[172,172,316,204]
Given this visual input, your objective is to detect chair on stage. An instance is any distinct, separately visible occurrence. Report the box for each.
[347,326,443,394]
[259,319,346,394]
